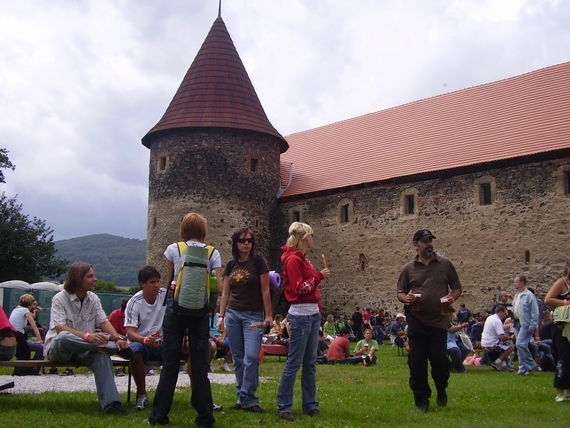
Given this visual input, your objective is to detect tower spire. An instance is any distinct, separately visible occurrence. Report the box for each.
[218,0,221,17]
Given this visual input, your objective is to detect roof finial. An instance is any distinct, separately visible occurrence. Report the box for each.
[218,0,222,18]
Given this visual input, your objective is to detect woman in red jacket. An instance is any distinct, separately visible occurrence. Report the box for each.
[276,222,330,421]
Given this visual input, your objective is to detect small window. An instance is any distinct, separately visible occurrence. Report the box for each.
[255,219,259,229]
[565,171,570,195]
[480,183,492,205]
[556,165,570,196]
[341,204,350,223]
[405,195,415,215]
[525,250,530,264]
[337,198,354,224]
[250,158,259,172]
[400,188,418,218]
[474,176,496,206]
[289,206,305,224]
[158,156,167,171]
[292,211,300,222]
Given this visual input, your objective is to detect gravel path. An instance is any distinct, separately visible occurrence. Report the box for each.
[0,371,236,395]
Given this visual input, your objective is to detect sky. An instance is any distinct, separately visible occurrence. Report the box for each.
[1,0,569,241]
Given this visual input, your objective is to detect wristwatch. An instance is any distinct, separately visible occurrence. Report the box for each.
[114,336,126,342]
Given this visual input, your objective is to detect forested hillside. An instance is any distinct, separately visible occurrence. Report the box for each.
[54,234,146,286]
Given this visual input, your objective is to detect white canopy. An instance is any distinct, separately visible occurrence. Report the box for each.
[0,280,61,291]
[0,280,30,290]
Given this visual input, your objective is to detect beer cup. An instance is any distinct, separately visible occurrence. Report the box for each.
[440,297,450,315]
[411,294,422,311]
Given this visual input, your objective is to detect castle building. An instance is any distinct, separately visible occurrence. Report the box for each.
[143,13,570,315]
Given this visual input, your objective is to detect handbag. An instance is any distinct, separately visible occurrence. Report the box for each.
[458,330,473,352]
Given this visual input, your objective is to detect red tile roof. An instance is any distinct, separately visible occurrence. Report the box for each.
[142,17,288,152]
[280,62,570,198]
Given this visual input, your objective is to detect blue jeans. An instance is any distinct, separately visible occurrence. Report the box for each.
[225,308,264,408]
[0,344,16,361]
[27,341,44,360]
[276,313,321,415]
[149,308,214,428]
[47,331,120,410]
[515,324,535,373]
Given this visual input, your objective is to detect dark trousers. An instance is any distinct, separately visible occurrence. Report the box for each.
[551,323,570,390]
[149,308,214,428]
[406,311,449,406]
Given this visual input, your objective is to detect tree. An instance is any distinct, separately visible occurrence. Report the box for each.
[0,149,68,282]
[0,148,15,184]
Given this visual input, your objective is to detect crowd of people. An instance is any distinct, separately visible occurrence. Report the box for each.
[3,220,570,424]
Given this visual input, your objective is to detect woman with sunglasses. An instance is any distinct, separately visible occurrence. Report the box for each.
[217,227,271,413]
[276,222,330,421]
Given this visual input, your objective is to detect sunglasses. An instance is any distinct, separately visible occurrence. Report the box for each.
[237,238,253,244]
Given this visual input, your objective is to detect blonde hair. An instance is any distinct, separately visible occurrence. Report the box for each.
[180,213,207,242]
[286,222,313,252]
[19,293,36,307]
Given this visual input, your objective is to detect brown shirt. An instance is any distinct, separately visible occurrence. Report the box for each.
[223,255,269,313]
[397,255,462,329]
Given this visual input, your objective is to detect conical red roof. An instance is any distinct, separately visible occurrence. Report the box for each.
[142,16,288,152]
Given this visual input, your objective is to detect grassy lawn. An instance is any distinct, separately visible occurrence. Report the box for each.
[0,344,564,428]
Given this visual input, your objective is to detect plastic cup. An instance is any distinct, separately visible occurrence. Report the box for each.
[411,294,422,311]
[99,333,111,347]
[440,297,450,315]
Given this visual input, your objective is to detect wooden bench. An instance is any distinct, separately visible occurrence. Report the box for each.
[0,357,140,402]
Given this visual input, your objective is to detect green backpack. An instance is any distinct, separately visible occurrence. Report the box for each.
[171,242,217,315]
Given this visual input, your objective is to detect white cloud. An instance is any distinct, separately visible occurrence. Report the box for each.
[0,0,568,240]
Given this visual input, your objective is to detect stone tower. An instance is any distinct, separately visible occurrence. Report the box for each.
[142,14,288,281]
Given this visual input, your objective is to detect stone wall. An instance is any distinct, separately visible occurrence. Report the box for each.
[145,128,283,283]
[279,157,570,318]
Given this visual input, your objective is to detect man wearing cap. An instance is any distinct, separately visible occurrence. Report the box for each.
[396,229,462,413]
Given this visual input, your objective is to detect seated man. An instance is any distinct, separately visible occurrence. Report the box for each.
[390,313,410,352]
[124,266,167,410]
[44,262,130,415]
[327,327,370,365]
[354,328,380,364]
[481,305,515,372]
[209,308,232,372]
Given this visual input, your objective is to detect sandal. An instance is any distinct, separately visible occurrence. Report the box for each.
[60,368,74,376]
[48,368,59,375]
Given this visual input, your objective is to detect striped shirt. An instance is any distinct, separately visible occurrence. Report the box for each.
[44,290,108,355]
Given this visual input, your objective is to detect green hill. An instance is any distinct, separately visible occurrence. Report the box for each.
[54,234,146,287]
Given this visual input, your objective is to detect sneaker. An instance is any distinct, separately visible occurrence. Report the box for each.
[213,403,223,411]
[306,409,320,417]
[220,362,232,372]
[555,394,570,402]
[230,403,242,410]
[146,369,156,376]
[415,403,429,413]
[525,365,539,376]
[491,362,504,372]
[106,401,127,416]
[134,394,149,410]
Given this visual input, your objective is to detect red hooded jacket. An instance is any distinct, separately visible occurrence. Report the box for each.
[281,245,323,305]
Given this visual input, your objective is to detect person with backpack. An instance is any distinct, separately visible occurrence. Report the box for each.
[148,213,222,428]
[217,227,271,413]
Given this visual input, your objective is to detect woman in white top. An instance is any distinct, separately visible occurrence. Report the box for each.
[9,293,44,360]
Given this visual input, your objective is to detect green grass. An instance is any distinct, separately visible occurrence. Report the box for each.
[0,345,564,428]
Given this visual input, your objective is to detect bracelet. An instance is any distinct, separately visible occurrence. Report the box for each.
[83,332,90,341]
[564,299,568,306]
[114,336,126,343]
[143,337,148,345]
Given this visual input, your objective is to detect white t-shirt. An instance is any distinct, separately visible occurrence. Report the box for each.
[164,240,222,278]
[9,305,30,333]
[124,288,167,338]
[481,314,506,348]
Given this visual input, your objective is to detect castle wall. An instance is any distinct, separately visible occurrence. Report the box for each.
[279,157,570,317]
[145,128,283,283]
